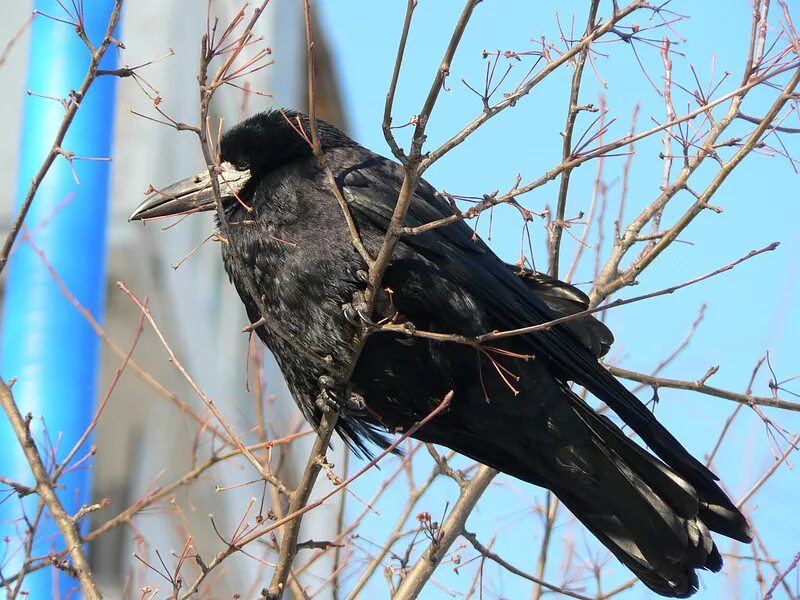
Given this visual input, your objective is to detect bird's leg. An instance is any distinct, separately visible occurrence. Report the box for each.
[343,269,397,329]
[342,289,377,328]
[342,269,378,328]
[316,375,367,415]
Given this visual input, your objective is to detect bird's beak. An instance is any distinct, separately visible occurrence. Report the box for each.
[129,162,251,221]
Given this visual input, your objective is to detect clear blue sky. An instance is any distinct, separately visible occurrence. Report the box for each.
[316,2,799,598]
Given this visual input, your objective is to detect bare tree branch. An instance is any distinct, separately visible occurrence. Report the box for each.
[608,365,800,412]
[549,0,601,278]
[0,0,124,275]
[0,379,101,600]
[392,464,496,600]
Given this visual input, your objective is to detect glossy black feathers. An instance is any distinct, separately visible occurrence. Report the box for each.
[197,109,751,597]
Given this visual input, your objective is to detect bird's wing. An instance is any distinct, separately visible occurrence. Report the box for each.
[335,149,722,492]
[507,265,614,358]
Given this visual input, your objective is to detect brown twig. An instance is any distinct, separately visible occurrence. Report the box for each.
[531,492,561,600]
[608,365,800,413]
[566,94,610,283]
[293,442,427,579]
[376,242,779,354]
[330,443,350,600]
[461,529,597,600]
[344,456,443,600]
[0,12,33,69]
[706,357,766,467]
[88,432,308,544]
[382,0,417,162]
[764,552,800,600]
[392,464,496,600]
[367,0,482,305]
[22,233,230,443]
[418,1,647,171]
[264,409,338,598]
[300,0,372,266]
[178,392,453,599]
[117,281,289,497]
[549,0,601,278]
[0,379,102,599]
[0,0,124,276]
[737,434,800,508]
[481,242,779,343]
[591,0,797,304]
[0,431,312,590]
[54,301,145,487]
[399,62,800,242]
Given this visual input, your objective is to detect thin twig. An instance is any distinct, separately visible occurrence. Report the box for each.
[737,434,800,508]
[609,363,799,412]
[592,9,799,304]
[300,0,372,266]
[0,431,312,590]
[382,0,417,162]
[0,0,124,275]
[481,242,779,343]
[0,379,102,599]
[549,0,601,278]
[367,0,481,304]
[344,460,443,600]
[117,281,289,497]
[264,409,339,598]
[419,1,647,171]
[22,234,230,442]
[400,62,800,242]
[764,552,800,600]
[178,393,453,599]
[531,492,560,600]
[462,529,596,600]
[392,464,496,600]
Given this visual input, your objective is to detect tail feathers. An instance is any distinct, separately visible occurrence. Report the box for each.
[697,496,752,544]
[544,391,742,597]
[336,415,396,459]
[558,491,720,598]
[580,404,751,543]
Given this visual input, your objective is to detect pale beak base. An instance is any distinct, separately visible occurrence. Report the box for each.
[129,162,251,221]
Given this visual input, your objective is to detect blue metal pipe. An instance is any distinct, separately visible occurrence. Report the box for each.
[0,2,119,597]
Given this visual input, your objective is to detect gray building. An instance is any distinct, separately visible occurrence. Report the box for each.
[1,3,347,596]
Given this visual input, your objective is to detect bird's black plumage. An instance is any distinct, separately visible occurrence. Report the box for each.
[131,109,752,597]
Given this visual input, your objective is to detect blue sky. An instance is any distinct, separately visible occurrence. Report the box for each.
[315,2,800,598]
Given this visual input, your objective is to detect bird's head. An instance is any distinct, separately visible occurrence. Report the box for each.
[129,109,355,222]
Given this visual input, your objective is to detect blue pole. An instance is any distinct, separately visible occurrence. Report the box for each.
[0,3,119,597]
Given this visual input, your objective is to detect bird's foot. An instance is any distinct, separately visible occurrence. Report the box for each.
[316,375,367,415]
[394,321,417,346]
[342,290,377,328]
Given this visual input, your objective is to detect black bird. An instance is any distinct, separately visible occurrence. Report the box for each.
[130,109,751,597]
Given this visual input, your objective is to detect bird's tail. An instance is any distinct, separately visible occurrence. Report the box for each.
[533,391,740,597]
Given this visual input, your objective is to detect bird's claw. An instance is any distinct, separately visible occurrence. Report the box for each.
[316,376,367,415]
[342,302,360,327]
[342,290,376,328]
